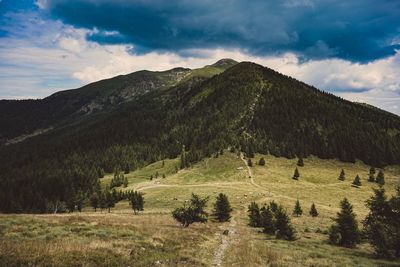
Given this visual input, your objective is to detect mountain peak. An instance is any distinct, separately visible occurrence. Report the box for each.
[211,58,238,67]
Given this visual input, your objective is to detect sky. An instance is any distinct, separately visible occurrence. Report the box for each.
[0,0,399,115]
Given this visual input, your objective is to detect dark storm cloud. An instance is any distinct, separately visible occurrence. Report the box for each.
[35,0,400,61]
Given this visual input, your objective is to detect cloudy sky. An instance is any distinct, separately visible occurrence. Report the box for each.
[0,0,399,115]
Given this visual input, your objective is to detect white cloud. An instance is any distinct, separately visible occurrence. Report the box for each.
[0,12,399,115]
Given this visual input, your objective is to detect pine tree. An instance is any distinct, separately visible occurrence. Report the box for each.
[97,168,105,178]
[275,205,295,240]
[352,175,362,187]
[330,198,359,248]
[99,192,106,211]
[161,160,165,168]
[309,203,318,217]
[293,200,303,217]
[75,190,85,212]
[248,202,261,227]
[292,168,300,180]
[328,224,340,245]
[172,193,209,227]
[258,157,266,166]
[247,158,253,167]
[269,200,278,213]
[338,169,345,181]
[162,174,166,178]
[368,167,376,182]
[363,187,399,258]
[212,193,232,222]
[247,142,255,158]
[105,190,115,213]
[376,170,385,186]
[124,163,130,174]
[297,157,304,167]
[90,192,99,212]
[261,206,275,234]
[123,176,128,188]
[129,191,144,214]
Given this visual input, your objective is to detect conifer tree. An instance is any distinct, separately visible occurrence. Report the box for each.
[212,193,232,222]
[292,168,300,180]
[247,142,255,158]
[368,167,376,182]
[328,224,340,245]
[275,205,296,240]
[248,202,261,227]
[105,190,115,213]
[330,198,359,248]
[124,163,130,174]
[162,160,165,168]
[75,190,85,212]
[172,193,208,227]
[99,192,106,211]
[309,202,318,217]
[129,191,144,214]
[97,168,105,178]
[90,192,99,212]
[123,176,128,188]
[376,170,385,186]
[338,169,345,181]
[261,206,276,234]
[293,200,303,217]
[297,157,304,167]
[162,174,166,178]
[352,175,362,187]
[258,157,266,166]
[269,201,278,213]
[363,187,399,258]
[247,158,253,167]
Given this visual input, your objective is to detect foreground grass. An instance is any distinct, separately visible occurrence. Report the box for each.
[0,213,219,266]
[1,152,399,266]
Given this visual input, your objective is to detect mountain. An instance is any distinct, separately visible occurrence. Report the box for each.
[0,58,237,144]
[1,59,399,213]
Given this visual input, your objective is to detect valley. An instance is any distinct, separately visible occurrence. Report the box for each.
[1,152,399,266]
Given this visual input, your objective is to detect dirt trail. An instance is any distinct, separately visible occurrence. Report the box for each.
[211,154,253,266]
[239,153,264,190]
[212,215,237,266]
[135,181,248,192]
[238,153,335,210]
[135,153,336,266]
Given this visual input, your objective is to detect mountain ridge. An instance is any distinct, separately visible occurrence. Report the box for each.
[0,59,399,212]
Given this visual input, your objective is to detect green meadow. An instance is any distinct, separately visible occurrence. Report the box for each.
[1,151,399,266]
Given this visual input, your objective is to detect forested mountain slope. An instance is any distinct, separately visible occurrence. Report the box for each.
[0,59,237,143]
[0,60,399,212]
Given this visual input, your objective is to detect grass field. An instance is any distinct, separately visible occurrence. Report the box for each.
[1,151,400,266]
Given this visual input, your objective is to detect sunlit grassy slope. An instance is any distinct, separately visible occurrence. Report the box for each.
[1,152,400,266]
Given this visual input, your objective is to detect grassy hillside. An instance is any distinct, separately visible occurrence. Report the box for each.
[1,152,399,266]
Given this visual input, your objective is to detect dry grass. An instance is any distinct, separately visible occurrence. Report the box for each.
[1,151,400,266]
